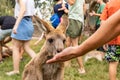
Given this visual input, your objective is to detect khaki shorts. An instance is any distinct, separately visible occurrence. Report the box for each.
[66,19,83,38]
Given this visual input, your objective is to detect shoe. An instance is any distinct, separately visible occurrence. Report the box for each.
[78,68,86,74]
[6,71,19,76]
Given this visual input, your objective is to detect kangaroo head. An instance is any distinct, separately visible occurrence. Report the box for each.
[34,15,68,56]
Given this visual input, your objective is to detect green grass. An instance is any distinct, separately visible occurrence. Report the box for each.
[0,39,120,80]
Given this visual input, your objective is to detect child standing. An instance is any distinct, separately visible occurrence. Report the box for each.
[66,0,86,74]
[51,0,68,28]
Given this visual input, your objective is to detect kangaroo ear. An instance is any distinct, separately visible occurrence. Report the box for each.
[56,14,69,33]
[33,15,55,33]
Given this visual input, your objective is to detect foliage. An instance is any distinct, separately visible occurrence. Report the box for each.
[34,0,54,20]
[0,0,55,20]
[0,39,120,80]
[0,0,14,16]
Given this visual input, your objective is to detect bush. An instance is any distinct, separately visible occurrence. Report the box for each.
[0,0,14,16]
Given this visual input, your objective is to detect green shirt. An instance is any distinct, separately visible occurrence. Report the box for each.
[68,0,85,23]
[96,3,106,25]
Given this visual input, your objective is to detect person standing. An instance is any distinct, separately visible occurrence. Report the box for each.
[66,0,86,74]
[0,16,16,63]
[6,0,36,76]
[51,0,68,28]
[46,9,120,80]
[89,0,106,30]
[89,0,106,53]
[100,0,120,80]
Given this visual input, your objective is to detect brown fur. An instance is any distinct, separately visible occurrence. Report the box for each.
[22,15,68,80]
[2,48,12,58]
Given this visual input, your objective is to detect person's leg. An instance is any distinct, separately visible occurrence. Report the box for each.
[105,45,119,80]
[71,37,85,74]
[19,46,24,60]
[109,61,119,80]
[23,40,36,58]
[64,37,71,67]
[6,39,22,75]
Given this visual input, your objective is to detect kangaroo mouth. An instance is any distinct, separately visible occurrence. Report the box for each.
[47,55,53,60]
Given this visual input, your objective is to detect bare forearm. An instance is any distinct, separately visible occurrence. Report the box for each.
[83,3,87,15]
[46,9,120,64]
[75,10,120,57]
[67,0,75,5]
[14,0,26,28]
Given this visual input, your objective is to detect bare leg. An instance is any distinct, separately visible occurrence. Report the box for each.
[19,46,24,60]
[72,37,85,74]
[64,37,71,67]
[23,40,36,58]
[6,39,22,75]
[109,61,119,80]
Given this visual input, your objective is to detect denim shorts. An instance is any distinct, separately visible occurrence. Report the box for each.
[105,45,120,62]
[11,17,34,40]
[0,29,12,41]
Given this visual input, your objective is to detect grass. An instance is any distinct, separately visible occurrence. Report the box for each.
[0,39,120,80]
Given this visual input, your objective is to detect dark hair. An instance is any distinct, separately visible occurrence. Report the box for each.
[54,0,59,1]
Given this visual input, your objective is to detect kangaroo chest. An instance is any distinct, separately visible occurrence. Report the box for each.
[42,63,62,80]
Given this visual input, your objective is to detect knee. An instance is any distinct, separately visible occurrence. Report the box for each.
[24,44,30,51]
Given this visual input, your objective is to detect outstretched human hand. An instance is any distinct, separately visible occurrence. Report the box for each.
[46,47,77,63]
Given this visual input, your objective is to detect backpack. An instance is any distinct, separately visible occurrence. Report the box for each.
[50,13,60,28]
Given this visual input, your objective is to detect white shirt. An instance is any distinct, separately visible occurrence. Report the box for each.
[14,0,35,17]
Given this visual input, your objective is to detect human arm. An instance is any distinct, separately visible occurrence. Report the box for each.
[58,3,69,13]
[83,2,87,15]
[89,11,101,16]
[67,0,75,5]
[46,9,120,63]
[13,0,26,34]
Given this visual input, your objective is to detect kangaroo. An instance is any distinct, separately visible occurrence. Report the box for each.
[22,15,68,80]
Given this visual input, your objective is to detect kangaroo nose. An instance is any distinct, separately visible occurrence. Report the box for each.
[57,49,63,53]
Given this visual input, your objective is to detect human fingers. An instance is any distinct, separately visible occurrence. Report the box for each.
[89,13,93,16]
[46,54,60,63]
[46,47,74,63]
[13,29,17,34]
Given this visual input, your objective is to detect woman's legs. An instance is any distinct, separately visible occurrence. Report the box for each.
[6,39,36,76]
[64,37,72,67]
[19,46,24,60]
[23,40,36,58]
[71,37,85,74]
[6,39,22,75]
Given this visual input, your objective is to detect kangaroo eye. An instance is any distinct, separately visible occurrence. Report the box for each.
[63,39,66,43]
[48,38,54,43]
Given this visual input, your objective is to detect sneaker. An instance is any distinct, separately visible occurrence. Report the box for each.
[6,71,19,76]
[78,68,86,74]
